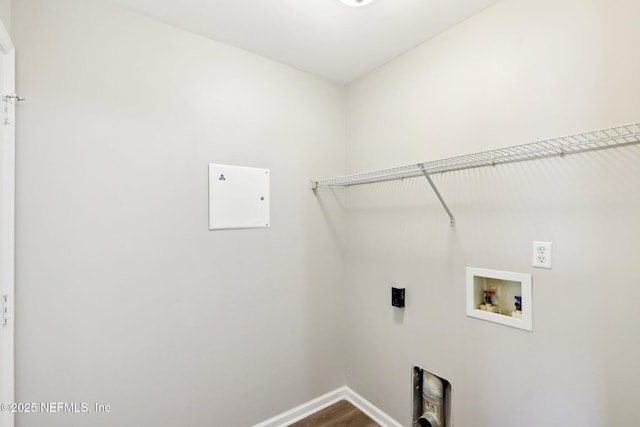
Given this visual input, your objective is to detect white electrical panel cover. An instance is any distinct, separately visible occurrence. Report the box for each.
[208,164,270,230]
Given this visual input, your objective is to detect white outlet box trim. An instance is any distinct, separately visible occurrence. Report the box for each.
[532,241,553,269]
[252,386,403,427]
[466,267,533,332]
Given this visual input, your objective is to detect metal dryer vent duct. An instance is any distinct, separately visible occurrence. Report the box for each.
[412,366,452,427]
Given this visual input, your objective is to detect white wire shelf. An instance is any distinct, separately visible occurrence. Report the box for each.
[312,122,640,188]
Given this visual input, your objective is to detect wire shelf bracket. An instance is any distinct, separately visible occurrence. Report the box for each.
[311,122,640,226]
[421,167,455,226]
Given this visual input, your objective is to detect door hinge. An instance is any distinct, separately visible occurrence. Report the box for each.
[3,94,25,125]
[2,294,12,326]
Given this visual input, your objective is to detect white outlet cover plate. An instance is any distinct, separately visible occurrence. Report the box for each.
[532,241,552,269]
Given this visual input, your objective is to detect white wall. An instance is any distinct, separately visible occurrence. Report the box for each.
[12,0,346,426]
[0,0,9,32]
[341,0,640,426]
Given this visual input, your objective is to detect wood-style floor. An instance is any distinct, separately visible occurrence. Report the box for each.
[288,400,379,427]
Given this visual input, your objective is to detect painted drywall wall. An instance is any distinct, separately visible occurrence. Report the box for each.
[0,0,9,32]
[341,0,640,426]
[12,0,346,426]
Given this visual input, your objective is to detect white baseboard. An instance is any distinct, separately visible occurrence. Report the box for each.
[343,387,404,427]
[252,386,403,427]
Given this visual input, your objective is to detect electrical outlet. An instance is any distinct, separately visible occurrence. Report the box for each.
[391,287,405,308]
[533,241,552,269]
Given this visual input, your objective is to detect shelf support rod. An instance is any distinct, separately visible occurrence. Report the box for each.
[420,165,455,226]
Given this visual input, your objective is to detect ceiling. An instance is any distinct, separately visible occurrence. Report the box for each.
[108,0,498,84]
